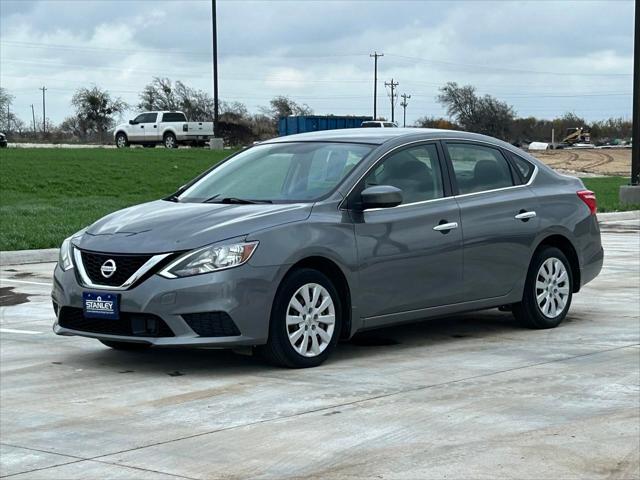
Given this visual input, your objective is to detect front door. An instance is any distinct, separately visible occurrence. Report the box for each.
[351,143,463,320]
[128,112,157,142]
[443,141,540,301]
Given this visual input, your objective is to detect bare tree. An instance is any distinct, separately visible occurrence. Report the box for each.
[437,82,515,140]
[260,96,313,121]
[0,87,14,131]
[138,77,215,121]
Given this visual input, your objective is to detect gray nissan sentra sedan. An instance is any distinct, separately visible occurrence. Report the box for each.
[52,128,603,368]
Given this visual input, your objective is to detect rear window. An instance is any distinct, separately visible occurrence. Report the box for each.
[506,151,535,183]
[162,112,187,122]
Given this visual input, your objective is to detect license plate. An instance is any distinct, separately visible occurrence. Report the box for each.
[83,292,119,320]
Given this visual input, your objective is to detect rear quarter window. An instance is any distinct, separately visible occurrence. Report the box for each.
[506,151,535,183]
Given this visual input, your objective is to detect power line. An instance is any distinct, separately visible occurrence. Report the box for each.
[0,40,366,60]
[2,40,631,77]
[385,78,399,123]
[400,93,411,127]
[385,53,633,77]
[370,52,383,119]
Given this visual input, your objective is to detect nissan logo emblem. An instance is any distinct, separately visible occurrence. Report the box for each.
[100,259,117,278]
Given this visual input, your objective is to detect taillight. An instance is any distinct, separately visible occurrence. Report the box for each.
[577,190,597,215]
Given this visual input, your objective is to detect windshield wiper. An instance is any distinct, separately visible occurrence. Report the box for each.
[218,197,272,204]
[202,195,272,204]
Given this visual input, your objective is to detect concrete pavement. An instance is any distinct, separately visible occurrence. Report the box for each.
[0,231,638,479]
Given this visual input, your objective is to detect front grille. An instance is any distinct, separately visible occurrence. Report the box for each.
[58,307,174,337]
[182,312,241,337]
[80,251,153,287]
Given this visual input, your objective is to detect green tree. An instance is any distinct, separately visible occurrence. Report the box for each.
[70,86,127,142]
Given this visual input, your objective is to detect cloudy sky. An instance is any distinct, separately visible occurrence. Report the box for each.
[0,0,635,128]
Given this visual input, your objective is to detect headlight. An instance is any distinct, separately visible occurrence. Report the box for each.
[159,241,258,278]
[58,237,73,271]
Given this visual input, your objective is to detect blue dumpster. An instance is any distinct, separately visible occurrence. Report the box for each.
[278,115,373,136]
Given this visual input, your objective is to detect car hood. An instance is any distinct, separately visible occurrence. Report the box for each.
[77,200,312,254]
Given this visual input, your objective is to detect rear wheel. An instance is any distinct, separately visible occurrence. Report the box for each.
[163,133,177,149]
[513,246,573,329]
[259,269,341,368]
[100,340,151,351]
[115,132,129,148]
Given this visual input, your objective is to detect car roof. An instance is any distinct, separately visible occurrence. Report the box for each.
[262,127,501,146]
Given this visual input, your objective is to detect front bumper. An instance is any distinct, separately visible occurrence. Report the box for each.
[52,262,282,347]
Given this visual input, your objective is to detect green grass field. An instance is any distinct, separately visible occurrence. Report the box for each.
[582,176,639,213]
[0,148,637,251]
[0,148,235,250]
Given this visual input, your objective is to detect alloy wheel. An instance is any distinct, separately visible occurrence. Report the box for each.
[535,257,570,318]
[286,283,336,357]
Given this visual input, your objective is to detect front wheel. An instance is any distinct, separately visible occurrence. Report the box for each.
[163,133,177,149]
[259,268,342,368]
[115,133,129,148]
[513,246,573,329]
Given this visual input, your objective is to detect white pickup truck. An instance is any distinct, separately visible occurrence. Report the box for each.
[113,111,214,148]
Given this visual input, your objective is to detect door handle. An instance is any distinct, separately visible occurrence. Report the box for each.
[433,221,459,232]
[515,211,536,221]
[140,125,144,128]
[153,125,157,128]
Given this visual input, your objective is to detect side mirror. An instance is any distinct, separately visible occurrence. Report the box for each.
[129,120,136,125]
[360,185,402,210]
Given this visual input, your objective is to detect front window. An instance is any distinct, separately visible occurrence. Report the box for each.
[179,142,373,203]
[363,144,444,204]
[133,113,157,123]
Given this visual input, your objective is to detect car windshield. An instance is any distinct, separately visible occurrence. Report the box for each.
[178,142,373,203]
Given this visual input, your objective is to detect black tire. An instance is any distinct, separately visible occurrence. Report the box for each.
[163,132,177,149]
[99,340,151,351]
[115,132,129,148]
[258,268,342,368]
[513,246,573,329]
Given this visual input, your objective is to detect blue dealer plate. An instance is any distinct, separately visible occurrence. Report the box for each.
[83,292,120,320]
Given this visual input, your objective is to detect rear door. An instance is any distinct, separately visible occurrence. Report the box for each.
[442,141,539,301]
[351,142,463,321]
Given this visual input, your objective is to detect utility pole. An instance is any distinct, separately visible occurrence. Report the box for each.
[621,0,639,205]
[211,0,219,137]
[31,104,36,135]
[6,103,9,133]
[39,86,47,134]
[385,78,399,123]
[400,93,411,127]
[632,0,639,185]
[369,52,383,120]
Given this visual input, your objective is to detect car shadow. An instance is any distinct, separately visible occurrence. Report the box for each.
[56,309,536,376]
